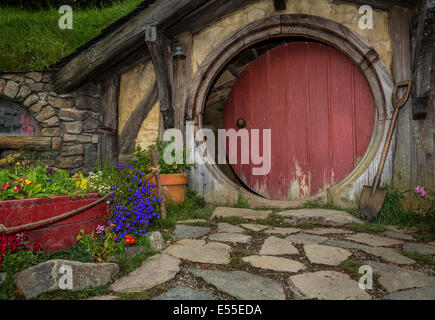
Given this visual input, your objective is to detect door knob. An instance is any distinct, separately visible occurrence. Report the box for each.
[236,117,247,128]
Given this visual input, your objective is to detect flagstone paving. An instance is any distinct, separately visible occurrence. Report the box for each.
[259,236,299,255]
[242,255,306,273]
[109,207,435,300]
[303,245,352,266]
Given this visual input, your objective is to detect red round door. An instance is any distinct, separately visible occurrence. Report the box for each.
[222,41,374,200]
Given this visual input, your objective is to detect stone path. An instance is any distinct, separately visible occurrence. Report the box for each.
[107,207,435,300]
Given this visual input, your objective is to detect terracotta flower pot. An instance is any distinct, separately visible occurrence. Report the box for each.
[150,173,187,203]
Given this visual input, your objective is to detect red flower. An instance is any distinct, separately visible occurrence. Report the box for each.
[125,235,136,245]
[1,184,10,191]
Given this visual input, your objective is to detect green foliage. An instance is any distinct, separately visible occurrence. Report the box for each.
[116,238,157,275]
[344,222,387,234]
[133,139,193,174]
[76,229,124,263]
[227,250,251,270]
[0,166,85,200]
[340,259,364,278]
[1,249,45,275]
[3,0,120,10]
[256,213,293,228]
[222,216,247,225]
[43,243,93,263]
[149,190,210,229]
[401,250,434,265]
[233,192,250,208]
[34,284,111,300]
[0,0,143,71]
[118,283,169,300]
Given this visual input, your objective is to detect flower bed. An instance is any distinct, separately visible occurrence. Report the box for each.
[0,193,108,251]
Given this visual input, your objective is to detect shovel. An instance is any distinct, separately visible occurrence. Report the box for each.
[359,80,412,221]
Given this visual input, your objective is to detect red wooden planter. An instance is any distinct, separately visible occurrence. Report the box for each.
[0,193,108,251]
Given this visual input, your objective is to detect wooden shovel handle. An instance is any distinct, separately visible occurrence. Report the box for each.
[392,80,412,109]
[371,80,412,194]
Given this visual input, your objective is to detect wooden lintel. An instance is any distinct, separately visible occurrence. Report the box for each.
[411,0,435,120]
[0,136,52,151]
[145,26,174,129]
[273,0,286,11]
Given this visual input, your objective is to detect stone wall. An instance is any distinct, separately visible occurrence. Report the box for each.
[0,71,101,174]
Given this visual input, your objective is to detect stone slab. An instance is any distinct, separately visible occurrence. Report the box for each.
[242,255,306,273]
[188,269,285,300]
[403,243,435,256]
[88,295,118,300]
[15,260,119,299]
[240,223,268,232]
[382,231,415,241]
[111,254,180,293]
[154,285,214,300]
[208,233,251,244]
[211,207,272,220]
[277,208,363,226]
[165,239,231,264]
[360,246,415,265]
[289,271,371,300]
[345,233,404,247]
[172,225,211,239]
[259,236,299,256]
[217,223,244,233]
[286,233,328,245]
[304,245,352,266]
[323,239,368,250]
[264,227,301,236]
[383,287,435,300]
[305,228,354,235]
[364,261,435,292]
[177,219,208,224]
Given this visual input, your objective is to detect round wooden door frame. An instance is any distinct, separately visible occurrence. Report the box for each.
[186,14,394,205]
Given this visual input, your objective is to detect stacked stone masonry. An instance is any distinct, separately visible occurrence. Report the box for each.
[0,72,101,173]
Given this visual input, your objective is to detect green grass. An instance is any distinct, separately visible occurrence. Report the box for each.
[256,213,293,228]
[118,283,169,300]
[0,0,143,71]
[34,284,111,300]
[344,222,387,234]
[401,250,434,265]
[149,190,211,229]
[221,216,247,225]
[115,238,158,276]
[227,250,251,270]
[340,259,364,279]
[233,192,250,208]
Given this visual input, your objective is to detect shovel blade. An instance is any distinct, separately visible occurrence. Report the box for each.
[359,186,387,221]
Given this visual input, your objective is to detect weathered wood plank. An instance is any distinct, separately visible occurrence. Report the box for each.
[411,0,435,119]
[97,74,120,164]
[166,0,254,37]
[146,26,173,129]
[172,32,193,131]
[0,136,52,151]
[273,0,286,11]
[54,0,209,93]
[118,81,158,155]
[389,6,414,190]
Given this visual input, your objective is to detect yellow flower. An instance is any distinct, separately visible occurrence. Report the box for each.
[173,163,178,169]
[24,178,33,185]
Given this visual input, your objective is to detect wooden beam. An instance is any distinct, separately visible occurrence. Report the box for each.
[0,136,52,151]
[389,6,415,190]
[411,0,435,119]
[273,0,286,11]
[172,32,193,131]
[97,74,120,164]
[119,81,159,155]
[332,0,418,10]
[146,25,174,129]
[166,0,254,37]
[54,0,209,93]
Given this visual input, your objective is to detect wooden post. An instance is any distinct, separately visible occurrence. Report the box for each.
[98,74,120,165]
[151,148,167,219]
